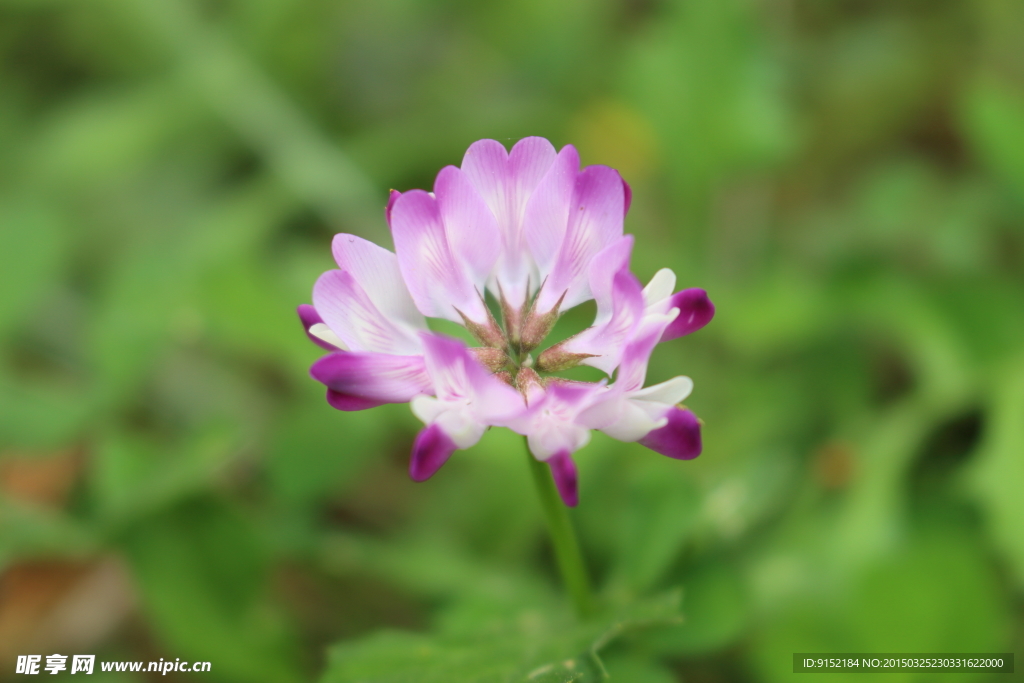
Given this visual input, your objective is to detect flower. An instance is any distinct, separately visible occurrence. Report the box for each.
[298,137,714,505]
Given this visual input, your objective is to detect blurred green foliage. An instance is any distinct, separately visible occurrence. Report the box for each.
[1,0,1022,681]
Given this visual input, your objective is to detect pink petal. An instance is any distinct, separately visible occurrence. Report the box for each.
[547,450,579,507]
[661,288,715,342]
[587,235,634,327]
[638,407,702,460]
[409,423,457,481]
[510,381,601,460]
[523,145,580,286]
[459,138,559,306]
[621,176,632,216]
[297,304,340,351]
[390,190,488,323]
[559,267,645,375]
[461,139,510,212]
[331,234,425,332]
[615,312,674,393]
[419,332,522,419]
[310,351,431,405]
[536,165,625,312]
[434,166,501,288]
[313,269,422,354]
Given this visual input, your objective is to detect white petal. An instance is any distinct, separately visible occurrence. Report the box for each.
[600,401,668,442]
[411,395,445,424]
[642,268,676,308]
[632,375,694,405]
[309,323,347,350]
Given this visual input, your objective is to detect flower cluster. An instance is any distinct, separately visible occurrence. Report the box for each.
[298,138,714,506]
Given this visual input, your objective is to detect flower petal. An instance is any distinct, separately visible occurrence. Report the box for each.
[523,145,580,287]
[409,423,457,482]
[331,233,426,332]
[310,351,431,405]
[461,139,510,212]
[297,304,345,351]
[511,381,598,460]
[615,309,678,393]
[313,269,423,354]
[638,407,702,460]
[536,164,626,312]
[576,378,672,442]
[661,288,715,342]
[631,375,694,405]
[459,138,559,306]
[419,332,523,421]
[325,389,386,412]
[588,235,634,327]
[547,450,579,507]
[390,190,488,323]
[434,165,501,289]
[642,268,676,308]
[558,267,645,375]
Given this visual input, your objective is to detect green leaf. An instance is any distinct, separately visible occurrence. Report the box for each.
[644,559,749,656]
[321,592,681,683]
[0,198,64,334]
[968,356,1024,587]
[122,497,301,683]
[962,76,1024,205]
[613,466,701,593]
[92,426,238,523]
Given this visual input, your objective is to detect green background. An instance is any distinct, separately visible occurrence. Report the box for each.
[1,0,1022,681]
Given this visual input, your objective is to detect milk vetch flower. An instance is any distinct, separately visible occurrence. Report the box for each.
[298,137,714,506]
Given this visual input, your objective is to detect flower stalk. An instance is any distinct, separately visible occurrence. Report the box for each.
[525,441,595,619]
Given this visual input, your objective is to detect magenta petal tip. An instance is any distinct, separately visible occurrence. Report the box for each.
[325,389,386,412]
[661,288,715,342]
[409,423,457,482]
[547,450,579,507]
[639,407,702,460]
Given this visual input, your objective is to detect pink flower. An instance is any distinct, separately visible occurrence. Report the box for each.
[298,138,713,505]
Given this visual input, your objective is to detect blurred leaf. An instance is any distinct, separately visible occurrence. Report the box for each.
[612,466,701,593]
[644,559,749,657]
[968,356,1024,587]
[750,523,1008,683]
[321,591,681,683]
[28,79,202,189]
[622,0,789,215]
[962,76,1024,205]
[0,198,64,335]
[92,426,238,523]
[122,497,301,683]
[0,372,96,448]
[0,497,97,565]
[267,395,393,505]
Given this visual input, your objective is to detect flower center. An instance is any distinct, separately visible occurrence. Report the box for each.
[458,286,597,397]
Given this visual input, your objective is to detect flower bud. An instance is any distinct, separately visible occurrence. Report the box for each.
[536,343,596,373]
[499,289,526,349]
[520,291,566,352]
[515,366,546,404]
[469,347,509,373]
[457,308,505,348]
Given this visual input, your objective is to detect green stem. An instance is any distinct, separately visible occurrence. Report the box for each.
[525,443,595,619]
